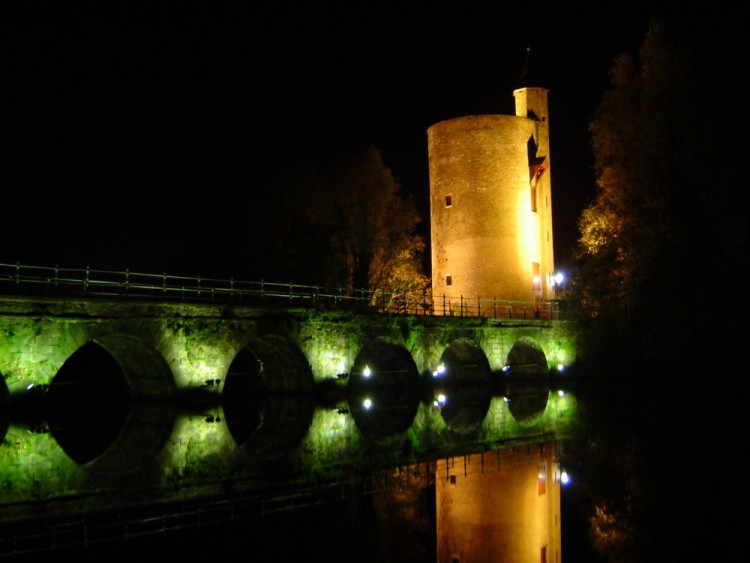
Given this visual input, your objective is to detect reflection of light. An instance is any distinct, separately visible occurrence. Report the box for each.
[363,398,372,410]
[558,390,565,397]
[363,366,371,378]
[25,384,34,390]
[560,471,570,485]
[557,364,565,372]
[503,397,510,403]
[502,365,510,372]
[432,363,446,377]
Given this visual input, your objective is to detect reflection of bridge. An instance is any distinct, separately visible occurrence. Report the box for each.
[0,267,577,559]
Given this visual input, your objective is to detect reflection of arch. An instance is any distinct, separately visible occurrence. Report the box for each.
[46,335,176,474]
[347,338,420,441]
[435,338,492,432]
[504,337,549,427]
[222,336,315,458]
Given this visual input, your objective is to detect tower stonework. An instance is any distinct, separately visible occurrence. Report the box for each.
[428,86,555,313]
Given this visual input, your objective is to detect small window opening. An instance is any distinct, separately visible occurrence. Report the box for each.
[446,275,452,287]
[445,195,452,207]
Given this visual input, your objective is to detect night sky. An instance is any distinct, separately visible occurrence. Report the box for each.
[2,2,733,279]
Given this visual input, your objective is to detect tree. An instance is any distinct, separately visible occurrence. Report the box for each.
[282,147,430,308]
[567,18,748,561]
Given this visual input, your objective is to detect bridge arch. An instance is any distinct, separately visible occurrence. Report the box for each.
[502,336,550,427]
[347,338,421,442]
[46,334,176,474]
[222,335,315,458]
[433,338,493,433]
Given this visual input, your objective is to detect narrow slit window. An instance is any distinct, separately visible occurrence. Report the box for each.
[446,274,452,286]
[445,195,452,207]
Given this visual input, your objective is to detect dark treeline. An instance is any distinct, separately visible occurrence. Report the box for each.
[563,17,748,562]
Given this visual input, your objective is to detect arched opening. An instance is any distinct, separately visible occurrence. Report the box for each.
[46,335,176,474]
[347,338,420,441]
[433,338,493,432]
[503,337,550,427]
[222,336,315,458]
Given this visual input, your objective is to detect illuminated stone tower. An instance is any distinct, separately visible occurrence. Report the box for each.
[428,85,556,313]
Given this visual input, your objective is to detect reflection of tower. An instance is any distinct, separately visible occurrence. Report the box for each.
[428,85,555,311]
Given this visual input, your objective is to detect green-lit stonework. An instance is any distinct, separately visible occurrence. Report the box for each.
[0,295,577,525]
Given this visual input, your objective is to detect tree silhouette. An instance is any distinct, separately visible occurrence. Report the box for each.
[567,18,748,562]
[285,147,429,305]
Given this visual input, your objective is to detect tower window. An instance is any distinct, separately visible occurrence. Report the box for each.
[446,274,452,286]
[531,185,538,212]
[445,195,452,207]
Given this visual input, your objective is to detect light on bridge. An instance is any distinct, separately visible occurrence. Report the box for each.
[362,366,372,378]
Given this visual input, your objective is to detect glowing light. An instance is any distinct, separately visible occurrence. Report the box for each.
[533,275,541,285]
[363,366,371,378]
[432,363,446,377]
[555,272,564,285]
[437,393,446,405]
[557,364,565,372]
[502,365,510,372]
[503,397,510,403]
[560,471,570,485]
[558,390,566,397]
[363,398,372,410]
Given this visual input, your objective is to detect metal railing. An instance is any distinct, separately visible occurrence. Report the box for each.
[0,262,562,320]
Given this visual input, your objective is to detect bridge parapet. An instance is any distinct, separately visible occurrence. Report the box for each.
[1,262,564,319]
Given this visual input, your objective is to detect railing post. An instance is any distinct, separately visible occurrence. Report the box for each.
[84,266,90,295]
[163,272,167,298]
[460,295,464,317]
[124,268,129,296]
[230,277,235,301]
[523,303,526,319]
[493,297,497,319]
[442,294,446,316]
[477,296,481,318]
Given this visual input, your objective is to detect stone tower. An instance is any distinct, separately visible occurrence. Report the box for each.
[428,85,555,314]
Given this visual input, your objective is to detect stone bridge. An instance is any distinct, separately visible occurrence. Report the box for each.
[0,293,577,538]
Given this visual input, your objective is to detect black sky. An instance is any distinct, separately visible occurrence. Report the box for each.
[1,2,731,279]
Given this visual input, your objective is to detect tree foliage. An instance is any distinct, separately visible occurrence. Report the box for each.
[279,147,430,307]
[567,18,748,561]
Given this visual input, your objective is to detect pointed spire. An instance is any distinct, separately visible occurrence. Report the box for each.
[517,46,531,85]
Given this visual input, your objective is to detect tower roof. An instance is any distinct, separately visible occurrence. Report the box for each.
[515,47,544,89]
